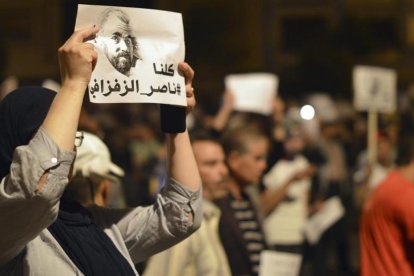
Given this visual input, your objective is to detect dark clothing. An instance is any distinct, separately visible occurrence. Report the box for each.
[49,192,135,276]
[0,87,134,275]
[214,192,267,276]
[0,86,55,180]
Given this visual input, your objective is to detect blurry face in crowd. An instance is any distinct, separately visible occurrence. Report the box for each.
[192,140,229,200]
[229,137,269,186]
[378,137,394,167]
[272,96,285,124]
[284,128,305,157]
[99,12,137,76]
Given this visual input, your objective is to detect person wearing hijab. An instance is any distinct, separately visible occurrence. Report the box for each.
[0,25,202,275]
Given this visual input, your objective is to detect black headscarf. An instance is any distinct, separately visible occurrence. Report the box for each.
[48,192,135,276]
[0,86,56,180]
[0,87,135,275]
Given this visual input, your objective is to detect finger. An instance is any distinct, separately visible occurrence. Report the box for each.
[186,87,194,97]
[68,25,100,44]
[89,49,98,63]
[71,46,97,66]
[178,62,194,85]
[72,44,97,59]
[82,43,96,51]
[186,97,196,114]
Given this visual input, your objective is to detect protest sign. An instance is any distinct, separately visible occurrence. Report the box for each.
[353,65,397,113]
[353,65,397,164]
[75,4,186,106]
[224,73,278,115]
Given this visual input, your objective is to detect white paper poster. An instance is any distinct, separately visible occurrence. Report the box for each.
[353,65,397,113]
[75,4,186,105]
[259,250,302,276]
[224,73,278,115]
[303,196,345,245]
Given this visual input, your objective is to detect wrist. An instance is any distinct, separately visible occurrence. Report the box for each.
[222,105,233,113]
[60,79,89,94]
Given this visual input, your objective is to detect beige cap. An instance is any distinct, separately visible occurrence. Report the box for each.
[74,132,124,178]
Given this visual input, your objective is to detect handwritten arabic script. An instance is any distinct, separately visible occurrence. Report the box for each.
[141,62,182,96]
[87,62,184,103]
[153,63,175,76]
[144,82,181,97]
[89,78,181,98]
[90,79,139,98]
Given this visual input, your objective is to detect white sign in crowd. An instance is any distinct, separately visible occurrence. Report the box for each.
[353,65,397,113]
[75,4,186,106]
[225,73,278,115]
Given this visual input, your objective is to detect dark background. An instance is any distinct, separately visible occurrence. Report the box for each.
[1,0,414,111]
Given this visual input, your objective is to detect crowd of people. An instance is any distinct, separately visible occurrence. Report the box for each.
[1,12,414,276]
[69,84,414,275]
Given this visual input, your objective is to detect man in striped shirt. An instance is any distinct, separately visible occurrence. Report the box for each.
[215,126,269,276]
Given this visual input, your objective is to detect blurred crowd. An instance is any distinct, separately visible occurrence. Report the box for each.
[2,76,414,275]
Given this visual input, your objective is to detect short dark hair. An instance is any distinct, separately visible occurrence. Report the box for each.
[66,172,109,205]
[190,129,220,145]
[221,126,268,156]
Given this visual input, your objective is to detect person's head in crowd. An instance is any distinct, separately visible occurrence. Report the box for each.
[283,122,306,159]
[0,87,56,180]
[221,126,269,187]
[97,8,141,76]
[66,131,125,207]
[190,130,229,200]
[377,131,396,167]
[272,96,285,125]
[394,135,414,167]
[320,118,342,140]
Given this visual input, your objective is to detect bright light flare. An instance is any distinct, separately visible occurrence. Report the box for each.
[300,105,315,120]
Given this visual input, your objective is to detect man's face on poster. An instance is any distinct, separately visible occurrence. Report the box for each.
[98,12,139,76]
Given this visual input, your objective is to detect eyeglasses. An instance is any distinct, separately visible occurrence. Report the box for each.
[75,131,84,148]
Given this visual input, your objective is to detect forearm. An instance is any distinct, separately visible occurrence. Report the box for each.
[41,25,98,151]
[41,82,87,151]
[166,131,201,192]
[211,106,232,132]
[0,129,75,264]
[110,178,202,263]
[261,182,291,216]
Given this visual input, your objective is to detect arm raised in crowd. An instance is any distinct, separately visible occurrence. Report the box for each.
[88,62,203,263]
[42,25,99,151]
[0,26,99,265]
[166,62,201,192]
[211,90,234,132]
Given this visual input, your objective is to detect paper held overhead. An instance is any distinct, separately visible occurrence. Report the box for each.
[224,73,278,115]
[75,4,186,106]
[353,65,397,113]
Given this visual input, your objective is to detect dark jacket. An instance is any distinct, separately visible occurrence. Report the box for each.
[214,193,266,276]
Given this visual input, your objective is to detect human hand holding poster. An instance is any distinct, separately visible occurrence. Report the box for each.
[75,4,186,106]
[224,73,278,115]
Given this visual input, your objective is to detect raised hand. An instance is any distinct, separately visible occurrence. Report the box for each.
[58,25,99,89]
[178,62,196,115]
